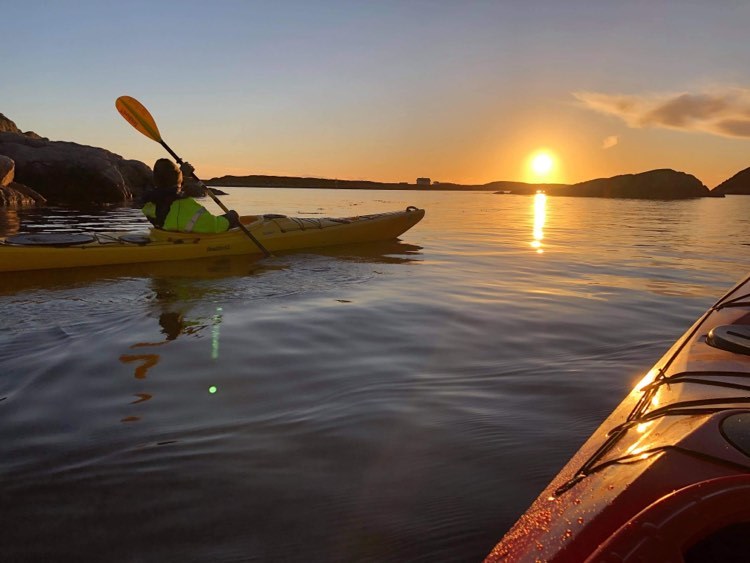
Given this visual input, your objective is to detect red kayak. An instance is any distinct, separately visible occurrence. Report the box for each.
[486,273,750,562]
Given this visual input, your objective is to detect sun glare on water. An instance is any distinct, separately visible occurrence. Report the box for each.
[531,192,546,254]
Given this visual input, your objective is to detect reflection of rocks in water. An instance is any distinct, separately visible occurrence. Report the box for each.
[0,183,47,207]
[0,209,20,236]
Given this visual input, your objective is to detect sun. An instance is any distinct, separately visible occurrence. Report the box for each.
[530,151,555,177]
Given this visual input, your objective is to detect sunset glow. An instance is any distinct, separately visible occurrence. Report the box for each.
[529,151,555,180]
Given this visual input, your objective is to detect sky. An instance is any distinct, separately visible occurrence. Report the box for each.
[2,1,750,188]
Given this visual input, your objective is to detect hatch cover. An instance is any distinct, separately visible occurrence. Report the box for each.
[707,325,750,356]
[721,413,750,458]
[4,233,95,246]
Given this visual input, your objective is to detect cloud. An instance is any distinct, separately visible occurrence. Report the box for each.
[574,88,750,138]
[602,135,618,149]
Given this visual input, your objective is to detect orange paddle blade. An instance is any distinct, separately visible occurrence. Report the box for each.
[115,96,162,142]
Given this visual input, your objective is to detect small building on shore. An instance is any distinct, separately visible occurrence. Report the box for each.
[416,177,431,186]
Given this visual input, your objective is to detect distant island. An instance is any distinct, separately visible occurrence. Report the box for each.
[205,169,715,199]
[206,173,565,193]
[713,168,750,195]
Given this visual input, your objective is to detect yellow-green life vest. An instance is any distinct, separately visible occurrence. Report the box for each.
[143,197,231,233]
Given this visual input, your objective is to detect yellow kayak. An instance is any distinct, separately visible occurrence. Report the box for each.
[0,207,425,272]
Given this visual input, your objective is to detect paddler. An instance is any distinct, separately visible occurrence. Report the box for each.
[141,159,240,233]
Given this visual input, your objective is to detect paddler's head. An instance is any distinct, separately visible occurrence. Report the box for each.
[153,158,182,193]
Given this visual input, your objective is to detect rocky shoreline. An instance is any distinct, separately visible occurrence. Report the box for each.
[1,111,748,208]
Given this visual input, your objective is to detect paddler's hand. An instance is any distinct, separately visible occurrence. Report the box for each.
[180,161,195,178]
[224,210,240,227]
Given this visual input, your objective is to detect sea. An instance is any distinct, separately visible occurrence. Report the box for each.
[1,188,749,562]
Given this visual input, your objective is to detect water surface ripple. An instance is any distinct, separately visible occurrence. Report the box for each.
[1,189,749,561]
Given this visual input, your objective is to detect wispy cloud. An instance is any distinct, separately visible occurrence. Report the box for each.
[602,135,618,149]
[574,88,750,138]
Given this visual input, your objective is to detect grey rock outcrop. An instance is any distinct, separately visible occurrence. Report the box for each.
[0,155,13,186]
[0,132,152,205]
[0,113,21,134]
[0,154,46,207]
[0,113,43,138]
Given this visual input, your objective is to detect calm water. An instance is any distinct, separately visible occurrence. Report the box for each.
[1,188,750,562]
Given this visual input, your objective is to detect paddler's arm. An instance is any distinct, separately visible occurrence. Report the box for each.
[180,162,240,231]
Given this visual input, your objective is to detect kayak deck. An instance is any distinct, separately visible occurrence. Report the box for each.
[486,272,750,562]
[0,207,425,272]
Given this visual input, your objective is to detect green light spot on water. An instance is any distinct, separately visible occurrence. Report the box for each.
[209,386,217,394]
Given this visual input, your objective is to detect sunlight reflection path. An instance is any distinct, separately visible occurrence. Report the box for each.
[531,192,546,254]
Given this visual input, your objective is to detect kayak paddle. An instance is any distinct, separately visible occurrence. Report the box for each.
[115,95,272,258]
